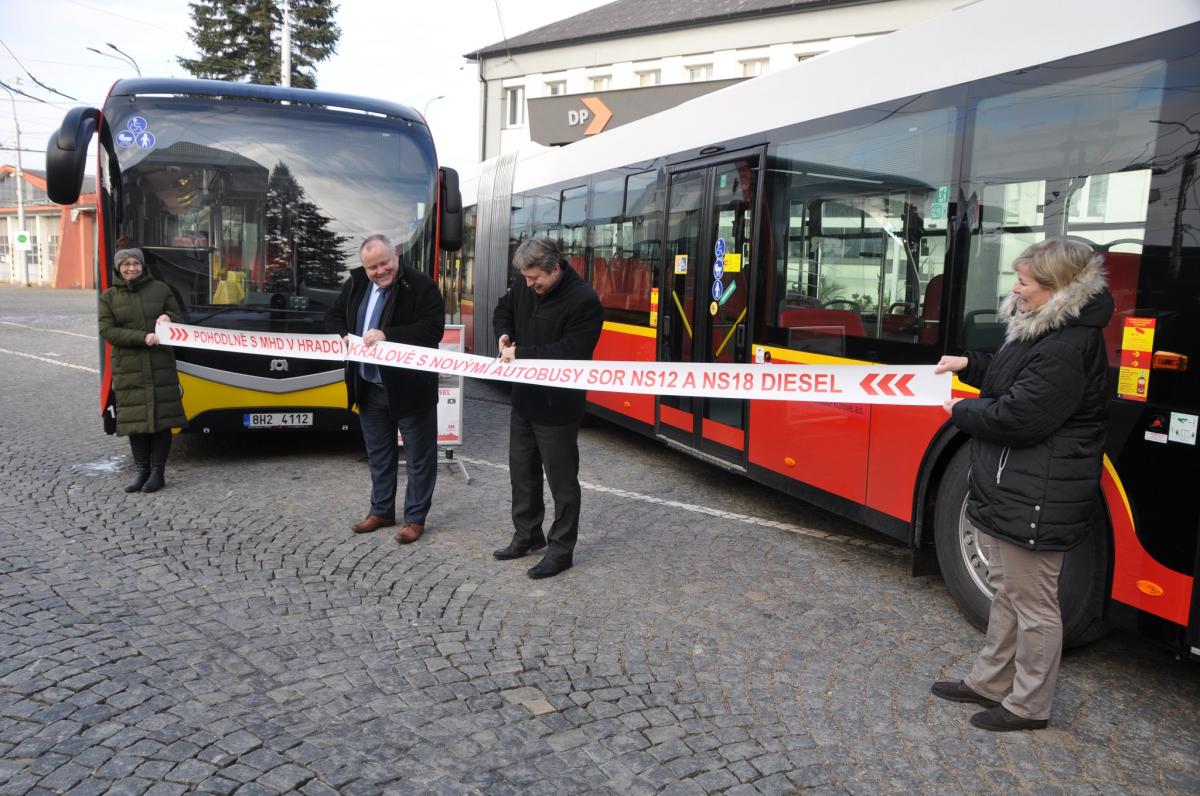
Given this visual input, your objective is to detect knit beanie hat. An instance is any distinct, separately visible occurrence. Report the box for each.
[114,247,145,270]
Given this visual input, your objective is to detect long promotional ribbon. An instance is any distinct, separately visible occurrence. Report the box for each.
[156,320,950,405]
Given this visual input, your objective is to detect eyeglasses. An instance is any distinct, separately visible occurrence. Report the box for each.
[118,260,142,269]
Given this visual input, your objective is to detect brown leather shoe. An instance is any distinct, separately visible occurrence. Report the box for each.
[352,515,394,534]
[395,523,424,544]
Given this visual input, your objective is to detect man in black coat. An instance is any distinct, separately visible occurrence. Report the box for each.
[326,234,445,544]
[492,237,604,578]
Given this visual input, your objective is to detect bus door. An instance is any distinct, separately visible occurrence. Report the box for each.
[658,154,761,468]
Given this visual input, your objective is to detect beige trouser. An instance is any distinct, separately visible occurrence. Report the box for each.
[963,528,1065,721]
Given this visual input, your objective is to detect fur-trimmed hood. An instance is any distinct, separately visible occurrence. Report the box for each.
[1001,257,1113,343]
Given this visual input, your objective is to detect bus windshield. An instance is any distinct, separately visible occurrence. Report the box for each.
[103,97,438,328]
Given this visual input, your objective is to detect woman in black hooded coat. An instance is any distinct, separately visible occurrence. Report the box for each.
[930,238,1112,731]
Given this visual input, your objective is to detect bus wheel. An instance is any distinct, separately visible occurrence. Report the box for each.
[932,445,1111,648]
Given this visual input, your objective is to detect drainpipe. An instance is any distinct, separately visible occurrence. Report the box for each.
[478,56,488,162]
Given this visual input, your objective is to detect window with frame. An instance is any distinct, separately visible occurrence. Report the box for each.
[503,86,525,127]
[687,64,713,82]
[25,235,39,271]
[590,75,611,92]
[741,59,769,78]
[637,69,661,87]
[961,55,1174,354]
[0,177,16,206]
[546,81,566,96]
[764,102,957,355]
[589,170,660,324]
[559,185,588,276]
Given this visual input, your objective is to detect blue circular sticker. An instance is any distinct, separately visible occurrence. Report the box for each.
[116,130,136,147]
[714,238,726,258]
[127,116,148,133]
[135,131,156,149]
[713,258,724,280]
[711,279,723,300]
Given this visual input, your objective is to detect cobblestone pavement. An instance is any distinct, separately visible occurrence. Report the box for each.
[1,284,1197,795]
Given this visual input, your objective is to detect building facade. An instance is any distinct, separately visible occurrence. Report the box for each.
[466,0,958,160]
[0,166,96,289]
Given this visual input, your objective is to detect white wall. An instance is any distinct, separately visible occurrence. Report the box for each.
[477,0,957,158]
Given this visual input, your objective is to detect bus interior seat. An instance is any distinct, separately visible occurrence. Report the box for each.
[591,256,612,294]
[626,261,652,311]
[881,302,917,338]
[780,307,863,355]
[779,307,865,337]
[963,309,1004,350]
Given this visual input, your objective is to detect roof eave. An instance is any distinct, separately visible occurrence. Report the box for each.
[464,0,874,61]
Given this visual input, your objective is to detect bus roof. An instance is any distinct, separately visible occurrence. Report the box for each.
[107,78,424,125]
[458,0,1200,204]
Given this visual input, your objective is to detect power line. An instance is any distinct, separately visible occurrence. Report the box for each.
[0,39,78,102]
[0,79,49,104]
[492,0,513,61]
[62,0,182,34]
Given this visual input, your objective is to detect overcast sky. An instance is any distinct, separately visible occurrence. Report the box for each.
[1,0,611,175]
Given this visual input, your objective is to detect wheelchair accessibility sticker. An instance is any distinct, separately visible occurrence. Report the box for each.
[117,117,156,149]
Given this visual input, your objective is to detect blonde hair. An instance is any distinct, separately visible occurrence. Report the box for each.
[1016,239,1102,291]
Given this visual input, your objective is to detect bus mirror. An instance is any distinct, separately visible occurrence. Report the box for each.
[439,166,463,251]
[46,106,101,205]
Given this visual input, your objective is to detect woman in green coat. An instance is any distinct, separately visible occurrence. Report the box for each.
[98,247,188,492]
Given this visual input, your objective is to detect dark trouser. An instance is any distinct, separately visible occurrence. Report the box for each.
[129,429,171,466]
[357,381,438,524]
[509,412,581,563]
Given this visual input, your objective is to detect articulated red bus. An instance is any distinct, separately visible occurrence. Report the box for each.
[444,0,1200,657]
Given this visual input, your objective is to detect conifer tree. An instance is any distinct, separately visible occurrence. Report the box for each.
[178,0,340,89]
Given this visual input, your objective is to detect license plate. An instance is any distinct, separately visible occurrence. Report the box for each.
[243,412,313,428]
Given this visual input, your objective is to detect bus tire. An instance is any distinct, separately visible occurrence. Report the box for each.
[932,445,1110,648]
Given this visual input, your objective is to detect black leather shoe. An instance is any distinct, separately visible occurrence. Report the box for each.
[931,680,1000,708]
[493,540,546,560]
[969,705,1048,732]
[527,557,572,579]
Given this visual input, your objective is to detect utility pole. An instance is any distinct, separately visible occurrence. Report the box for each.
[1,80,27,285]
[281,0,292,87]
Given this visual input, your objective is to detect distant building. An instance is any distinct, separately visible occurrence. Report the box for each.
[0,165,96,289]
[465,0,957,161]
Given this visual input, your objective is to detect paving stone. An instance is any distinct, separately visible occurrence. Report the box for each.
[0,284,1197,796]
[36,761,90,792]
[257,763,314,791]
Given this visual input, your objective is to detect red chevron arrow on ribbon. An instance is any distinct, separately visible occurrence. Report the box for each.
[860,372,915,397]
[169,326,188,342]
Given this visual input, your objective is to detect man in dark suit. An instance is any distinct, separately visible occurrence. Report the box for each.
[492,237,604,578]
[326,234,445,544]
